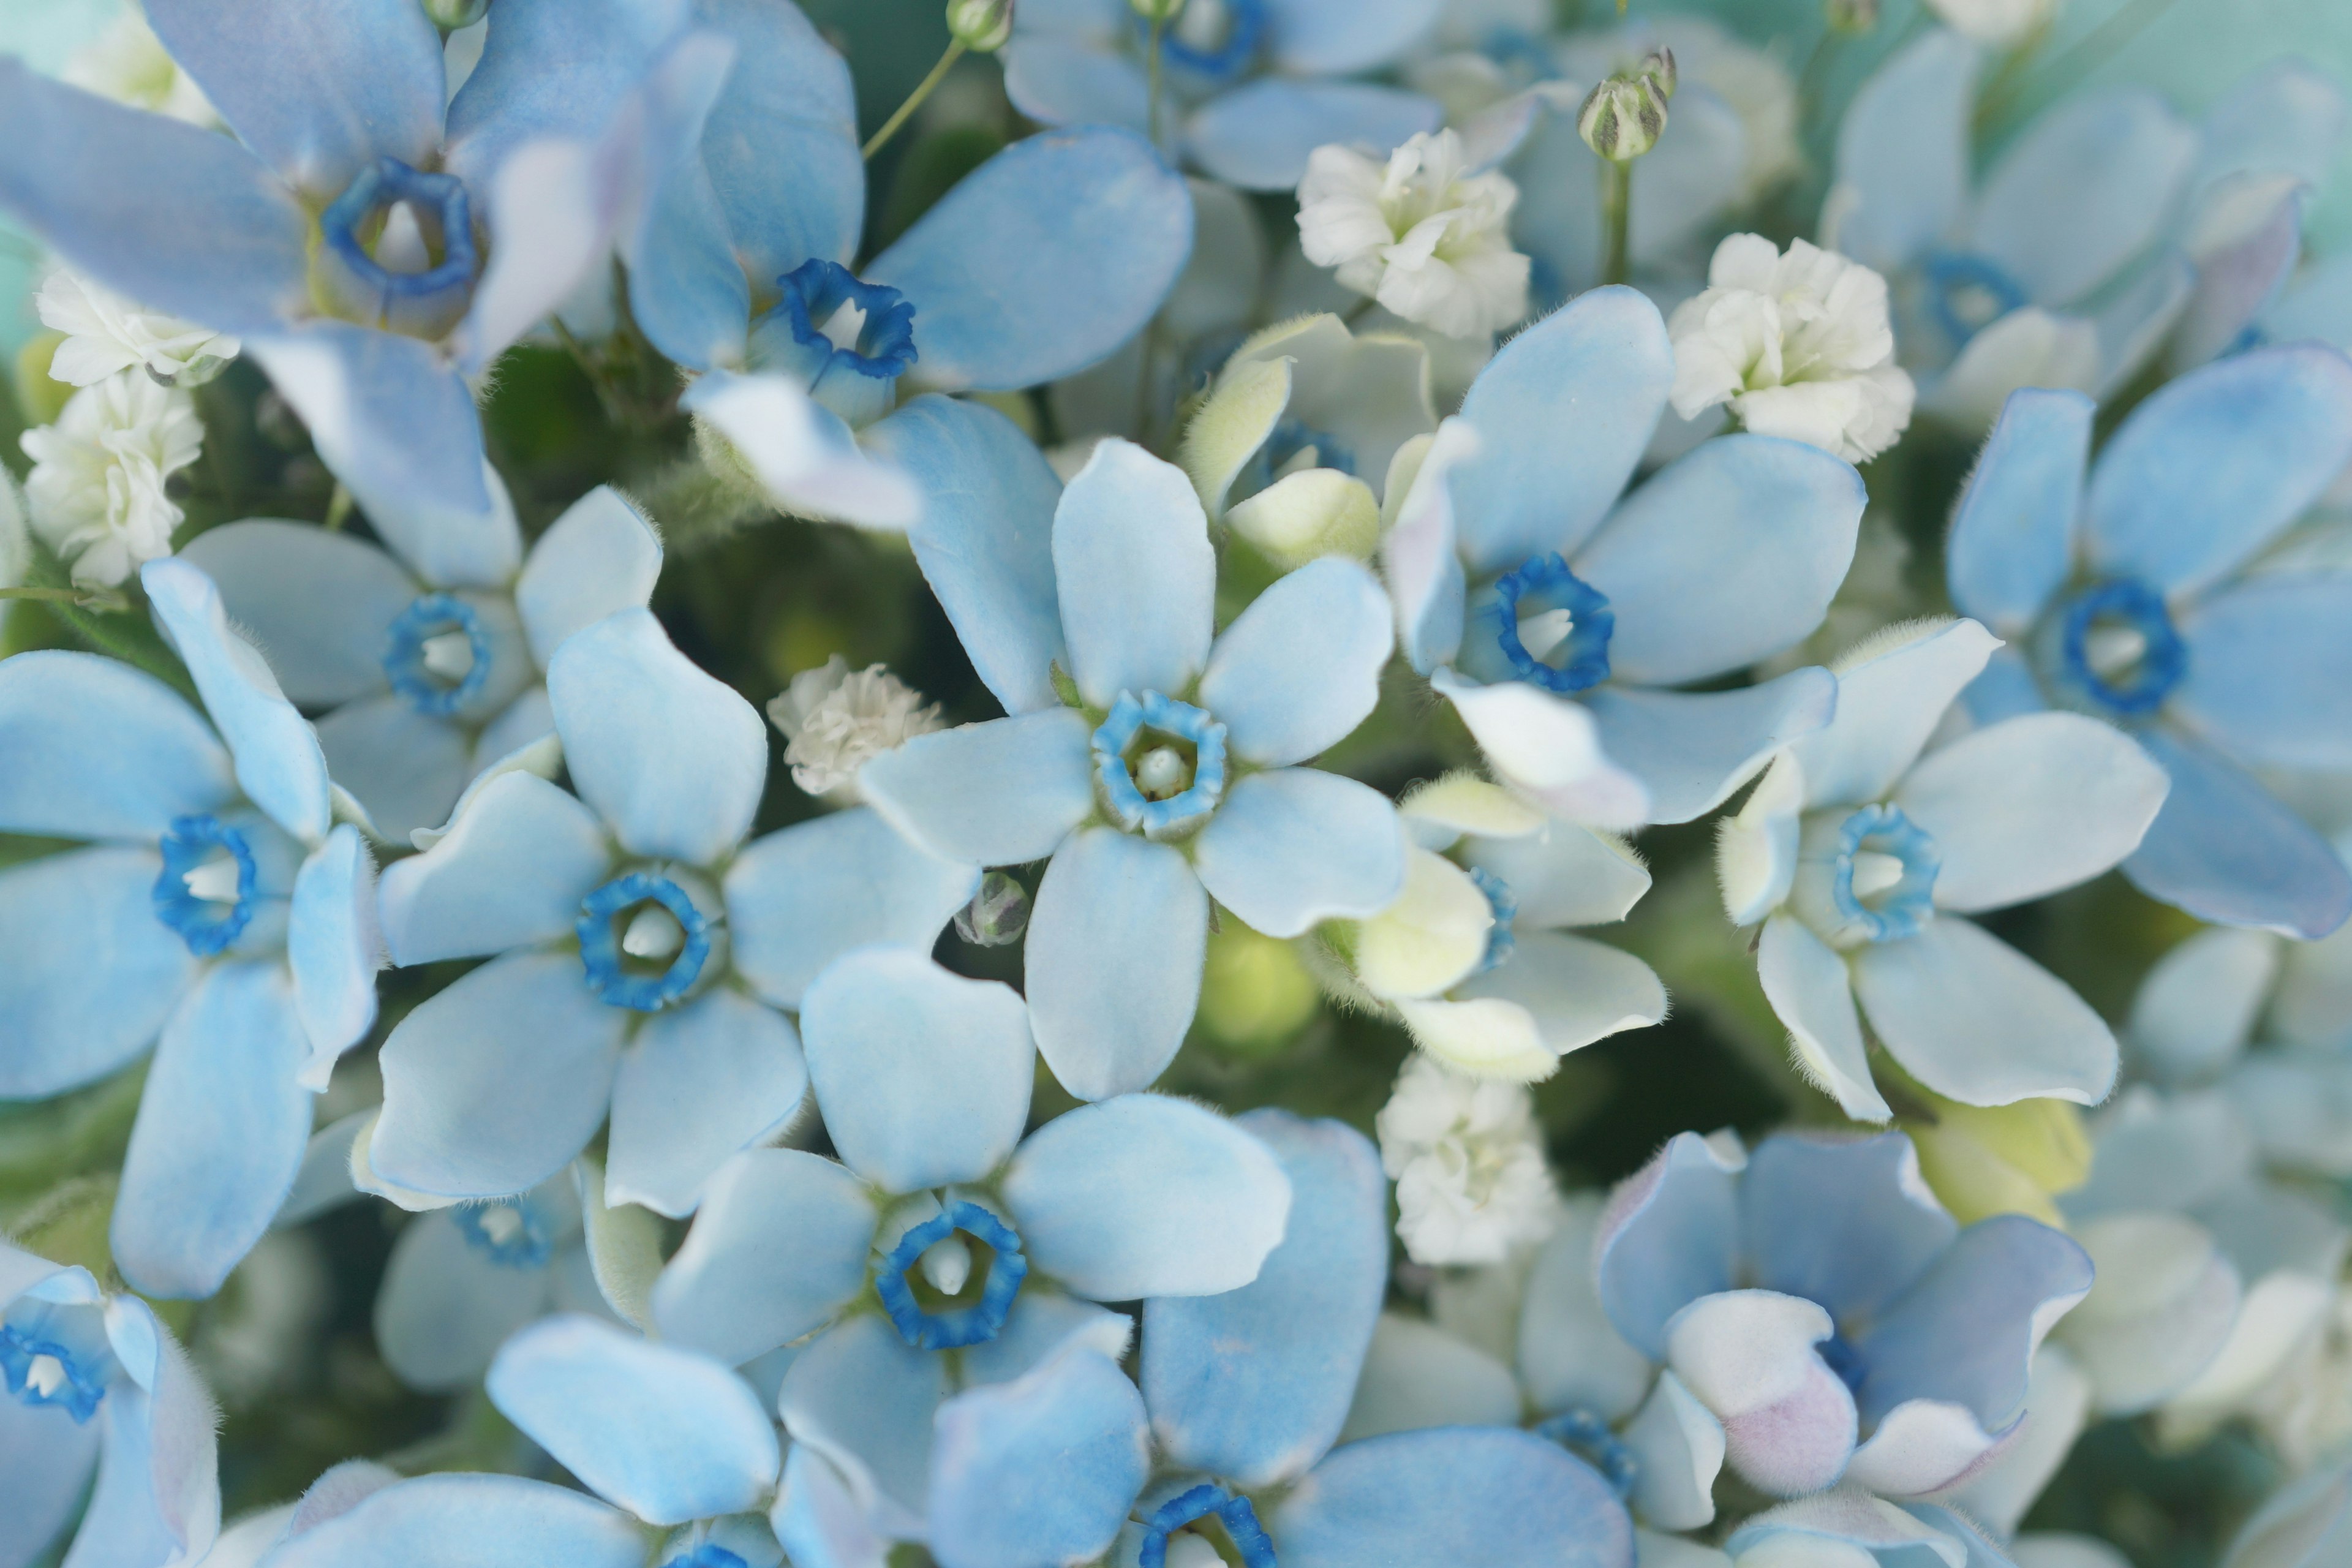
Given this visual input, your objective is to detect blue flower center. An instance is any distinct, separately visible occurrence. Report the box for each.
[453,1197,554,1268]
[1139,1483,1277,1568]
[153,813,257,957]
[1831,803,1939,944]
[659,1546,748,1568]
[1093,691,1229,838]
[577,873,714,1012]
[1468,865,1517,973]
[1532,1407,1639,1499]
[875,1200,1028,1350]
[753,259,918,428]
[316,157,479,339]
[1147,0,1267,84]
[1922,251,2030,348]
[1482,554,1614,694]
[2045,578,2188,718]
[383,594,494,717]
[0,1323,107,1423]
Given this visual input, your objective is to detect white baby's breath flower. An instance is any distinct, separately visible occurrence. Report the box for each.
[1668,233,1916,464]
[39,271,240,389]
[63,9,219,127]
[1297,129,1531,340]
[767,655,944,804]
[21,371,202,588]
[1376,1054,1558,1265]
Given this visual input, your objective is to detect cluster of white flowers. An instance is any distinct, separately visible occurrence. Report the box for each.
[765,654,945,802]
[61,9,219,126]
[1376,1053,1558,1265]
[37,271,239,388]
[21,371,202,589]
[1297,129,1532,339]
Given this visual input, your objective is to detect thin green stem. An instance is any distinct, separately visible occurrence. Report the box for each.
[1978,0,2176,130]
[864,40,967,160]
[0,584,126,612]
[1600,159,1632,288]
[323,482,353,532]
[1147,16,1168,150]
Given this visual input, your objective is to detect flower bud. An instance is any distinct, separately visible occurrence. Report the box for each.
[955,870,1031,946]
[1825,0,1880,32]
[946,0,1014,51]
[1578,73,1667,162]
[1638,47,1676,100]
[1130,0,1185,20]
[423,0,489,29]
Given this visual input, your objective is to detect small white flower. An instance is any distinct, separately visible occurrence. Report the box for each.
[63,10,219,127]
[1297,129,1531,340]
[1376,1054,1558,1265]
[38,271,240,389]
[0,468,28,590]
[1668,233,1917,464]
[1923,0,2059,48]
[21,371,202,588]
[766,655,944,804]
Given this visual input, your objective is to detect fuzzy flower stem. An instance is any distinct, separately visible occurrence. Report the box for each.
[1145,15,1168,149]
[863,39,967,160]
[1600,158,1632,287]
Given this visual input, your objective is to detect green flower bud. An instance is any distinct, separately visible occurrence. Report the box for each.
[955,870,1031,946]
[1825,0,1880,32]
[422,0,489,29]
[946,0,1014,51]
[1578,73,1668,162]
[1638,47,1676,100]
[1131,0,1185,20]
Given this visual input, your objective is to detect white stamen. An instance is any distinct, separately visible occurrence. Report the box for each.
[821,300,870,354]
[2086,625,2148,681]
[1166,1537,1226,1568]
[477,1204,526,1247]
[375,202,431,274]
[25,1354,67,1400]
[621,906,685,962]
[1272,444,1322,481]
[1172,0,1229,51]
[420,630,475,682]
[1517,607,1576,664]
[919,1235,972,1297]
[1849,850,1905,902]
[183,855,242,903]
[1136,745,1189,796]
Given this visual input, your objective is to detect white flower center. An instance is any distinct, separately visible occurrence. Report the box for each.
[419,630,476,682]
[2084,624,2148,682]
[1847,850,1906,903]
[1517,606,1577,664]
[919,1235,973,1296]
[476,1204,527,1248]
[183,853,242,904]
[620,905,687,962]
[375,201,433,275]
[24,1354,67,1400]
[1135,745,1189,796]
[820,299,870,354]
[1174,0,1231,51]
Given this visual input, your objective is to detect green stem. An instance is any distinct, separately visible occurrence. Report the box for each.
[0,584,126,612]
[864,40,967,160]
[1978,0,2176,130]
[1600,158,1632,288]
[1147,16,1168,151]
[323,482,353,532]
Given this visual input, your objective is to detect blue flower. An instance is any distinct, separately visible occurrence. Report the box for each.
[1595,1131,2092,1501]
[1943,349,2352,938]
[1001,0,1446,192]
[647,948,1293,1548]
[859,438,1407,1098]
[1,1242,221,1568]
[368,608,980,1216]
[1384,287,1868,829]
[184,485,663,842]
[0,0,714,537]
[0,558,379,1297]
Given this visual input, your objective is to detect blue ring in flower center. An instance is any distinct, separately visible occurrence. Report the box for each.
[0,1324,107,1423]
[317,157,479,339]
[1139,1483,1278,1568]
[1831,803,1939,944]
[1468,865,1517,974]
[1145,0,1267,84]
[2050,578,2188,717]
[1922,251,2030,348]
[153,813,257,957]
[454,1197,555,1269]
[1532,1407,1640,1499]
[1486,554,1614,694]
[874,1200,1028,1350]
[383,593,494,716]
[577,873,713,1012]
[772,259,919,382]
[660,1546,748,1568]
[1093,690,1229,837]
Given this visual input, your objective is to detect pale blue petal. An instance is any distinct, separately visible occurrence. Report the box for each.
[316,695,474,848]
[801,948,1033,1193]
[376,771,611,966]
[778,1316,947,1532]
[1582,668,1838,826]
[625,111,748,374]
[2125,729,2352,939]
[546,608,767,866]
[2177,576,2352,769]
[929,1348,1150,1568]
[179,522,417,707]
[1462,822,1650,930]
[146,0,443,200]
[0,61,309,334]
[869,127,1191,391]
[1197,557,1391,766]
[771,1445,892,1568]
[144,558,332,845]
[0,651,233,840]
[1000,39,1148,134]
[1788,619,2000,815]
[607,990,807,1218]
[1757,913,1885,1122]
[1576,436,1864,686]
[1967,89,2197,307]
[1383,418,1472,675]
[2168,179,2303,372]
[1741,1134,1957,1325]
[1144,1110,1385,1487]
[1264,0,1442,74]
[1273,1428,1635,1568]
[1596,1131,1740,1359]
[0,848,192,1098]
[1185,79,1442,193]
[2263,250,2352,345]
[650,1150,876,1365]
[1001,1093,1290,1300]
[1959,646,2048,726]
[371,951,628,1198]
[858,710,1094,866]
[2085,344,2352,594]
[472,688,558,777]
[1831,29,1977,274]
[2196,59,2348,194]
[1191,769,1405,938]
[515,488,665,669]
[260,1475,644,1568]
[488,1314,778,1525]
[1453,929,1667,1057]
[693,0,862,281]
[726,810,977,1009]
[287,824,381,1083]
[868,395,1066,715]
[57,1379,177,1568]
[1853,917,2118,1107]
[113,960,312,1298]
[958,1292,1134,1390]
[1943,389,2090,631]
[373,1208,553,1392]
[1052,439,1216,709]
[1854,1216,2092,1431]
[1450,287,1673,575]
[1025,830,1208,1099]
[0,1377,101,1568]
[441,0,687,187]
[2100,252,2196,392]
[1344,1313,1524,1442]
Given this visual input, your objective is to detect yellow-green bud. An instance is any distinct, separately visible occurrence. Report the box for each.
[946,0,1015,51]
[1825,0,1880,32]
[1578,74,1667,162]
[954,870,1031,946]
[1638,47,1676,100]
[422,0,489,29]
[1131,0,1185,20]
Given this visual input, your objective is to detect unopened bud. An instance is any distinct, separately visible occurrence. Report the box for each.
[422,0,489,29]
[955,871,1031,947]
[1825,0,1880,31]
[1637,47,1676,100]
[946,0,1014,51]
[1131,0,1185,20]
[1578,74,1667,162]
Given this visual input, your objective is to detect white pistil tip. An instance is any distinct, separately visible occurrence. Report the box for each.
[26,1354,67,1399]
[620,907,685,962]
[919,1235,973,1297]
[420,630,476,682]
[183,856,241,904]
[1136,746,1188,796]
